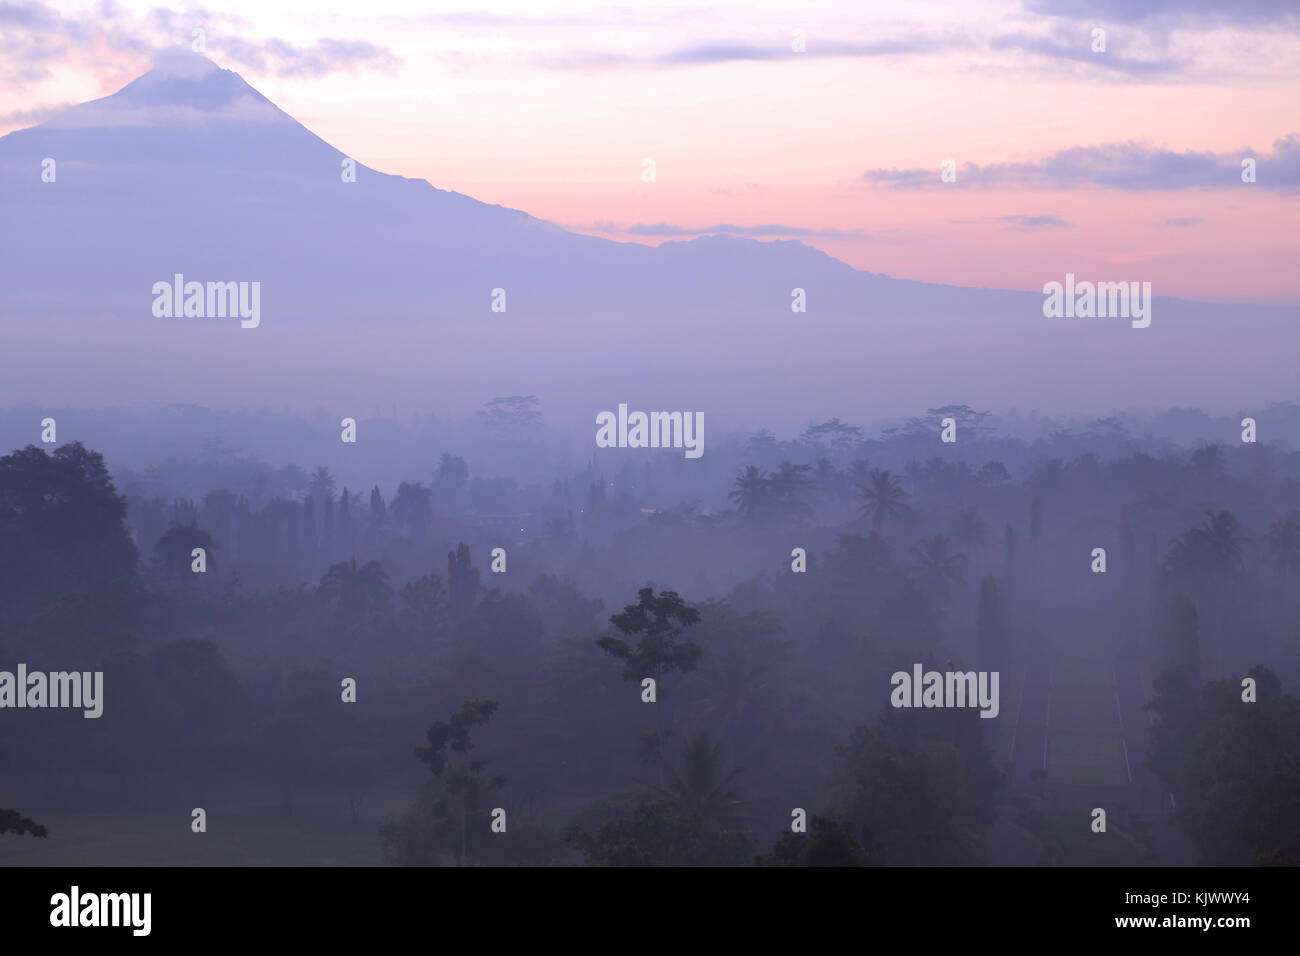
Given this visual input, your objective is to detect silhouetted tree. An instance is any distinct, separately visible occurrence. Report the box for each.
[597,588,703,784]
[368,485,386,531]
[152,521,218,583]
[414,699,504,866]
[909,534,968,607]
[1146,666,1300,864]
[728,465,769,522]
[760,816,881,866]
[0,443,138,605]
[976,575,1006,670]
[0,808,47,838]
[857,469,909,532]
[447,543,480,617]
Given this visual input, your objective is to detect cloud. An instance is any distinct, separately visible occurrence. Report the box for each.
[864,135,1300,189]
[0,101,73,127]
[1024,0,1300,31]
[996,214,1073,230]
[220,36,401,78]
[989,32,1188,75]
[1162,216,1205,227]
[379,11,608,28]
[534,31,961,70]
[0,1,400,86]
[603,221,884,241]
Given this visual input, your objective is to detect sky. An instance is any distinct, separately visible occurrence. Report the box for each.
[2,0,1298,305]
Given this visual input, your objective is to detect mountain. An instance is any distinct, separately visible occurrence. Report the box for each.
[0,51,1294,423]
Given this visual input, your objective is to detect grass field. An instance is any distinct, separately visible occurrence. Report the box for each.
[0,779,413,866]
[1046,734,1130,786]
[1050,685,1120,735]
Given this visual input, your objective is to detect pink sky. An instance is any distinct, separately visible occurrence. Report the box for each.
[4,0,1298,304]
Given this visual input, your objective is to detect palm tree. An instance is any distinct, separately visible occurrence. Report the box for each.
[814,457,838,519]
[1167,510,1243,581]
[1201,510,1244,571]
[318,557,391,617]
[656,732,746,829]
[909,534,968,605]
[769,461,814,522]
[857,468,910,532]
[728,466,770,521]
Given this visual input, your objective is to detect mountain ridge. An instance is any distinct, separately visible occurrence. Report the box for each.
[0,53,1293,420]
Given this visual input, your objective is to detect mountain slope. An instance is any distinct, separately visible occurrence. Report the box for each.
[0,52,1293,420]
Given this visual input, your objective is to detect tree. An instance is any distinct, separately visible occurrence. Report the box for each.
[925,404,991,439]
[434,453,469,511]
[302,495,318,551]
[857,469,909,532]
[978,461,1011,485]
[769,462,814,522]
[447,543,480,617]
[1164,510,1244,584]
[401,573,449,642]
[1163,511,1243,675]
[597,588,703,784]
[199,489,236,551]
[832,701,1003,865]
[599,588,703,685]
[1155,594,1200,684]
[760,816,881,866]
[1265,512,1300,577]
[800,418,863,450]
[368,485,386,531]
[1188,443,1225,480]
[337,488,353,546]
[0,443,139,606]
[976,575,1006,670]
[152,521,218,583]
[308,466,335,504]
[565,794,754,867]
[414,699,505,866]
[656,732,746,829]
[908,534,968,606]
[476,395,543,432]
[0,808,47,838]
[318,557,391,619]
[1146,666,1300,864]
[686,602,790,738]
[728,465,770,521]
[391,482,433,538]
[952,506,991,553]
